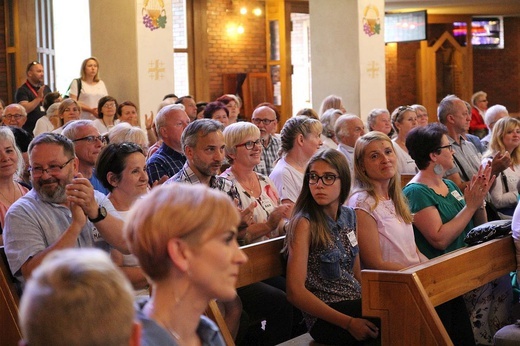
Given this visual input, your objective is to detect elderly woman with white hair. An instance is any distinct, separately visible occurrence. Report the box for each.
[481,104,509,151]
[320,108,343,150]
[411,104,428,127]
[33,102,61,136]
[108,122,149,155]
[367,108,392,136]
[0,127,29,245]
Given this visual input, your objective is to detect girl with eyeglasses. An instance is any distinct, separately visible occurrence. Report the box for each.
[284,149,379,345]
[404,123,510,345]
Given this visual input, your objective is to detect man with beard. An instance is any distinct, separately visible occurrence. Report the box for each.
[15,61,51,134]
[3,133,127,286]
[62,120,108,194]
[251,105,280,176]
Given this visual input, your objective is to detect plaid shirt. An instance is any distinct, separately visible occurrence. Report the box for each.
[168,162,241,208]
[254,134,281,176]
[146,142,186,185]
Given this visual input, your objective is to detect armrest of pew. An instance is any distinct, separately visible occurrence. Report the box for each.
[361,236,516,345]
[0,246,23,345]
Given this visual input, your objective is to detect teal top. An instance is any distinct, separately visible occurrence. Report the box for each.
[403,179,472,259]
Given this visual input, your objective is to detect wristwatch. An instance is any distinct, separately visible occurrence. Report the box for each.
[88,206,107,223]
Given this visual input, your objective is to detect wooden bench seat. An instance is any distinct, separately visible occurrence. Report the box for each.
[361,235,517,345]
[0,246,23,346]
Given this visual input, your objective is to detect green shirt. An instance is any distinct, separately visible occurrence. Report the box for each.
[403,179,472,259]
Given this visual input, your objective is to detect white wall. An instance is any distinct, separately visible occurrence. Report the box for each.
[53,0,91,94]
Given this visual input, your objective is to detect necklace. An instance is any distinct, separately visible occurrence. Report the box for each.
[102,118,114,130]
[0,181,16,205]
[232,168,258,195]
[157,319,182,342]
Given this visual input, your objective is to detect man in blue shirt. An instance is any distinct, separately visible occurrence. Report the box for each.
[147,104,189,185]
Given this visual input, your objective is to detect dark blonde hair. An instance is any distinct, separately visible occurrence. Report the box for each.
[485,117,520,165]
[80,57,100,82]
[279,116,322,157]
[125,183,240,281]
[352,131,413,224]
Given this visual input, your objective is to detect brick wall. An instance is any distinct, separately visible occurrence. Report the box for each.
[206,0,267,101]
[473,17,520,115]
[385,17,520,114]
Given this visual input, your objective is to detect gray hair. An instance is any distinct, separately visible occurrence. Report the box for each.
[61,120,95,141]
[367,108,389,131]
[29,132,76,159]
[0,127,24,177]
[437,94,460,124]
[181,119,224,153]
[155,104,186,140]
[3,103,27,117]
[46,103,61,118]
[320,108,343,138]
[334,114,361,141]
[471,91,487,107]
[485,105,509,128]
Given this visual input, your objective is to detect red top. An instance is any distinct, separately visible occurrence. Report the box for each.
[470,107,487,132]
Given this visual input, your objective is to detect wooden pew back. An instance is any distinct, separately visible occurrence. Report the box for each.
[0,246,23,345]
[207,237,286,346]
[361,236,516,345]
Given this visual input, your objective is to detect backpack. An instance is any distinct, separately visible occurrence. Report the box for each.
[64,78,82,99]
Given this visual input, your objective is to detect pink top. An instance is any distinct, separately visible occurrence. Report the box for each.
[0,182,29,229]
[347,191,421,268]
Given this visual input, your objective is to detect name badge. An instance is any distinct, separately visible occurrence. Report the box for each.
[347,230,358,247]
[451,190,464,201]
[40,105,45,112]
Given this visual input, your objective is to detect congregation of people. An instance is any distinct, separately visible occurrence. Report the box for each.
[3,58,520,346]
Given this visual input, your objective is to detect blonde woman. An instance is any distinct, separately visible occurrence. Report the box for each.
[269,116,322,210]
[347,131,425,270]
[69,57,108,120]
[482,117,520,217]
[390,106,418,174]
[0,127,29,245]
[126,183,247,346]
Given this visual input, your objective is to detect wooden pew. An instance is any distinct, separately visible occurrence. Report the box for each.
[361,236,516,345]
[0,246,23,346]
[207,236,321,346]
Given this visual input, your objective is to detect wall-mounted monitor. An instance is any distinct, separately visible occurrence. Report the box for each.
[453,16,504,49]
[384,10,427,43]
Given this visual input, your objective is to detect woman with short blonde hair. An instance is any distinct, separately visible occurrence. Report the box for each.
[126,183,247,345]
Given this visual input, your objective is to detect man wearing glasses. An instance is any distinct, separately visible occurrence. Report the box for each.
[251,105,280,176]
[147,104,189,185]
[15,61,52,134]
[2,103,28,128]
[62,120,109,195]
[3,132,127,286]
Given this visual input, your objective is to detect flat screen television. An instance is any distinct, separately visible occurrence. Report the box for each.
[384,10,427,43]
[453,16,504,49]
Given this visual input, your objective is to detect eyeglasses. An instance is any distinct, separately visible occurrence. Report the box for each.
[436,144,453,152]
[252,118,276,125]
[236,139,262,150]
[3,114,24,121]
[103,103,116,108]
[30,157,74,177]
[307,173,339,186]
[73,135,107,144]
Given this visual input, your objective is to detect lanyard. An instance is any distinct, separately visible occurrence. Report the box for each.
[25,81,42,103]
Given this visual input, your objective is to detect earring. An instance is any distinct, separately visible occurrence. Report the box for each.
[433,163,443,175]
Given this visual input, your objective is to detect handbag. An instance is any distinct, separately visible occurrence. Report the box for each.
[464,220,512,246]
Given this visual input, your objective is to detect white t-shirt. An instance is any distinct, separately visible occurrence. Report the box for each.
[69,79,108,119]
[269,156,304,203]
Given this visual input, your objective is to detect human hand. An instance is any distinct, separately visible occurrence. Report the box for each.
[239,200,257,226]
[346,317,379,341]
[151,175,169,188]
[65,173,98,219]
[145,111,154,130]
[267,204,291,229]
[464,163,496,210]
[37,85,45,99]
[491,151,511,176]
[69,201,87,228]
